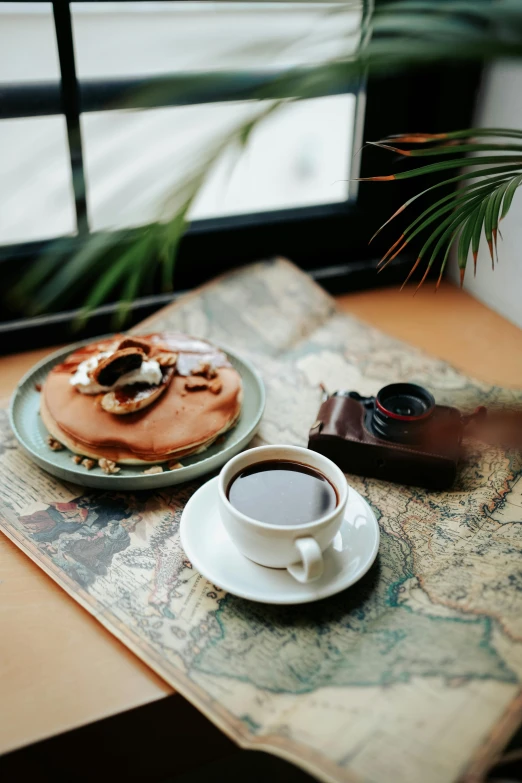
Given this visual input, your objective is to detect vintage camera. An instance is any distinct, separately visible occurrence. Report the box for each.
[308,383,463,490]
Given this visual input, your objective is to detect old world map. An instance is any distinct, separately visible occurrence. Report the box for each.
[0,259,521,783]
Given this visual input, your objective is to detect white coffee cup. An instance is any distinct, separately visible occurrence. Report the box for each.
[217,445,348,583]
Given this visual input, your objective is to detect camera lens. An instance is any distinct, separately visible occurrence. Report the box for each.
[371,383,435,443]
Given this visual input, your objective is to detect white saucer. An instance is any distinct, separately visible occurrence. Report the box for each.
[180,477,380,605]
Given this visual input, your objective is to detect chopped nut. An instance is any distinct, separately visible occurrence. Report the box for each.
[156,351,178,368]
[117,336,151,355]
[34,383,42,392]
[47,437,64,451]
[185,377,209,392]
[208,378,223,395]
[167,461,183,470]
[99,458,121,475]
[81,458,96,470]
[143,465,163,475]
[191,361,217,379]
[71,455,83,464]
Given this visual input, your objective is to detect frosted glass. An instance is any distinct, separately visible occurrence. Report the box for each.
[0,3,60,83]
[81,95,356,231]
[0,116,76,244]
[71,2,362,78]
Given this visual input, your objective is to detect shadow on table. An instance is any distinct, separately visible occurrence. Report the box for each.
[0,692,315,782]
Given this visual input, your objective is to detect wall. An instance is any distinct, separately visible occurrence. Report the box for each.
[449,62,522,329]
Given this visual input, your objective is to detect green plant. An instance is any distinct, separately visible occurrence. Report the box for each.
[14,0,522,321]
[365,128,522,288]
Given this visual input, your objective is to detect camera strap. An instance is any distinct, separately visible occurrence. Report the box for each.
[460,405,487,426]
[461,405,522,450]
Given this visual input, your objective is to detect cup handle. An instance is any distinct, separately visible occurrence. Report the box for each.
[287,537,324,584]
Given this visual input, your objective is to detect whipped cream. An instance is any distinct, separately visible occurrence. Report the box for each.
[70,351,163,395]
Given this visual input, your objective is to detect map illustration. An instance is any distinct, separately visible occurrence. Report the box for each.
[1,259,521,783]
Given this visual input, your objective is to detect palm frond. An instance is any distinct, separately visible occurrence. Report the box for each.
[369,169,519,243]
[15,100,284,320]
[13,0,522,317]
[370,128,522,286]
[377,178,512,271]
[471,199,488,276]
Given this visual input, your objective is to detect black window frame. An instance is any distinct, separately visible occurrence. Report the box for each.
[0,1,481,352]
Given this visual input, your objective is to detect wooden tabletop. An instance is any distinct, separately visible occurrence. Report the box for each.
[1,280,521,757]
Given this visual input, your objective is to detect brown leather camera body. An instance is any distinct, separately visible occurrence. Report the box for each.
[308,392,463,490]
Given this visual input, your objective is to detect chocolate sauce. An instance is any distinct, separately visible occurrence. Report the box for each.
[227,460,338,526]
[113,384,151,404]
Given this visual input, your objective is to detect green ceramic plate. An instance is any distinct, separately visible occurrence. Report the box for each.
[9,339,265,490]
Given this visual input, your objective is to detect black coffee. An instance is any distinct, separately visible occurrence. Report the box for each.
[227,460,338,526]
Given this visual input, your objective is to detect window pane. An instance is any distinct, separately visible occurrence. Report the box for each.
[81,95,356,231]
[0,117,76,244]
[72,2,362,78]
[0,3,60,83]
[192,95,356,219]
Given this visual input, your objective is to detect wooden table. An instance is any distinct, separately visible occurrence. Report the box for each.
[1,280,522,757]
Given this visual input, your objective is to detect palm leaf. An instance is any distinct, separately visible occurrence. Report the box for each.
[470,199,488,276]
[400,177,511,239]
[369,142,522,157]
[483,190,499,268]
[416,205,478,289]
[500,173,522,220]
[393,195,484,285]
[114,257,149,330]
[490,180,512,261]
[436,233,460,289]
[160,211,187,292]
[378,128,522,144]
[370,169,519,242]
[30,231,129,315]
[372,139,522,285]
[409,215,464,291]
[73,231,153,328]
[379,183,511,271]
[10,243,69,309]
[13,0,522,314]
[361,156,522,182]
[457,214,476,286]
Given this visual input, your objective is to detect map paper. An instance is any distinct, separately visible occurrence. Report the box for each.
[1,259,521,783]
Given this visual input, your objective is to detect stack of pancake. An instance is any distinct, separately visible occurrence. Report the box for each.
[41,332,243,465]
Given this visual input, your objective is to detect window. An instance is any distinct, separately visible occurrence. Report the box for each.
[0,1,480,350]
